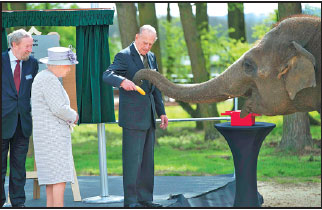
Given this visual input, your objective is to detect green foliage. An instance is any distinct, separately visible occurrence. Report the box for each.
[27,3,67,10]
[252,10,278,40]
[160,18,190,78]
[160,19,252,79]
[108,37,122,64]
[204,25,250,71]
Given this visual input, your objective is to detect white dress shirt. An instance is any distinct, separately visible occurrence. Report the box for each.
[133,42,144,63]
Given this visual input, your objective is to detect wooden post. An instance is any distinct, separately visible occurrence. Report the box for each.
[71,167,82,201]
[32,161,40,199]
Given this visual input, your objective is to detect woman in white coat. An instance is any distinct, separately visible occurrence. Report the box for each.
[31,47,78,207]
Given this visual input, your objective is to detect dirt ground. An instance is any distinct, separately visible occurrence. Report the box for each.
[258,181,321,207]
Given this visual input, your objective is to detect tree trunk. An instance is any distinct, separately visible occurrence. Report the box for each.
[166,3,203,129]
[165,3,175,77]
[116,3,139,49]
[178,3,219,140]
[196,3,221,128]
[167,3,171,22]
[280,112,313,151]
[278,3,302,20]
[165,3,202,130]
[227,3,247,111]
[138,3,163,75]
[227,3,246,42]
[196,3,210,75]
[196,3,209,36]
[278,3,313,152]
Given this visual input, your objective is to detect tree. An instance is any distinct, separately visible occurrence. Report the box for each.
[165,3,175,76]
[278,3,313,152]
[163,4,204,129]
[228,3,247,110]
[196,3,220,130]
[115,3,139,49]
[228,3,246,42]
[177,3,208,130]
[162,4,202,129]
[278,3,302,20]
[138,3,163,74]
[178,3,219,140]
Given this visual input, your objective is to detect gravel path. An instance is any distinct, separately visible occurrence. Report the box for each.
[258,181,321,207]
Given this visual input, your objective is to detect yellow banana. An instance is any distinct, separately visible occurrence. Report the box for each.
[136,85,146,95]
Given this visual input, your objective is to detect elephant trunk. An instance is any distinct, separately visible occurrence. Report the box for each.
[133,69,238,103]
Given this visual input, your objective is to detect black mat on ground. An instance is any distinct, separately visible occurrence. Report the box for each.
[167,180,263,207]
[3,174,262,207]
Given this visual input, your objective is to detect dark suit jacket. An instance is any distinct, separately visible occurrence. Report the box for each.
[103,42,166,130]
[2,49,39,139]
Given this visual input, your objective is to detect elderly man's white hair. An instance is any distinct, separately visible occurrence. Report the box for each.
[139,25,158,41]
[8,29,32,46]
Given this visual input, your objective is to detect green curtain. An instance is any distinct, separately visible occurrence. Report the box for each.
[2,28,8,52]
[2,10,114,27]
[76,25,115,123]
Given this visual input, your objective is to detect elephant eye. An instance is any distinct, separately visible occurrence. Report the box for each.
[243,59,256,74]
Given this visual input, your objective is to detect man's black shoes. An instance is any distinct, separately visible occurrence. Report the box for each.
[139,201,162,207]
[124,203,144,208]
[12,204,25,207]
[124,201,162,208]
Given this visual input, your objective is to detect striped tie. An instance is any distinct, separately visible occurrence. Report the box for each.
[142,55,150,69]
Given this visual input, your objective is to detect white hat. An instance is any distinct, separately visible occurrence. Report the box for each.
[39,47,78,65]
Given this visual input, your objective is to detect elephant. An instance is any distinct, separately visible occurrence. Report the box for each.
[133,15,321,118]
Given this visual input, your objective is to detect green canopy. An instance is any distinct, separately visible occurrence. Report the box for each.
[2,9,115,123]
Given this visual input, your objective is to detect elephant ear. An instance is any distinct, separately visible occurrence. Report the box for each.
[282,41,316,100]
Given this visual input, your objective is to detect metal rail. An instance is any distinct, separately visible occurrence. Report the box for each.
[105,117,231,124]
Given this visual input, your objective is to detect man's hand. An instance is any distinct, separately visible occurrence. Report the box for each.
[120,79,137,91]
[160,115,168,130]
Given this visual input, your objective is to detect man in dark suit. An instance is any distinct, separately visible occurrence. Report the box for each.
[103,25,168,207]
[2,29,38,207]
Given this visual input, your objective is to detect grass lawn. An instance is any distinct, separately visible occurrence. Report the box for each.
[25,101,321,184]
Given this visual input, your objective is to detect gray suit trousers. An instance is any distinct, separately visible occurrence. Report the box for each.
[122,125,155,205]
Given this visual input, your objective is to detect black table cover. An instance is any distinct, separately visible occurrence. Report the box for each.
[215,122,275,207]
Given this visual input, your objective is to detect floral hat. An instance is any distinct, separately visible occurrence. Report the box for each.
[39,46,78,65]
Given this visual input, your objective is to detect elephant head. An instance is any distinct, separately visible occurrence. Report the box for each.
[133,16,321,117]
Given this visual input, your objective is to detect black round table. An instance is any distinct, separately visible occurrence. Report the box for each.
[214,122,275,207]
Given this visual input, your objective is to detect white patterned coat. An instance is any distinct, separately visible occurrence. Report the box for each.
[31,69,77,185]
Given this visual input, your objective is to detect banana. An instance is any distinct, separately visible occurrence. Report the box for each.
[136,85,146,95]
